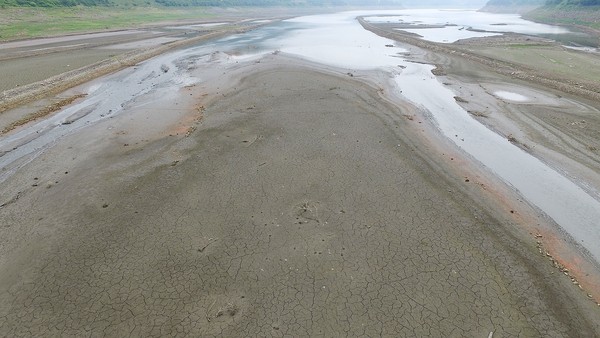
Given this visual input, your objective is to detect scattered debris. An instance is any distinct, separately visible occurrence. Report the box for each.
[296,200,320,223]
[468,110,488,118]
[0,191,21,208]
[536,239,599,305]
[198,238,218,253]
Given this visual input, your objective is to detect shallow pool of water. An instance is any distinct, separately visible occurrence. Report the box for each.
[364,9,570,35]
[494,91,529,102]
[362,9,597,45]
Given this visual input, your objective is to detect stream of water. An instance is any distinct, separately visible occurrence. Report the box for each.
[258,11,600,263]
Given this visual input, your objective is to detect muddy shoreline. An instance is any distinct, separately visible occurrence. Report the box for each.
[358,17,600,102]
[0,22,273,114]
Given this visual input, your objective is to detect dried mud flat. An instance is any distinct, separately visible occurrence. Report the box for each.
[0,54,600,336]
[1,15,600,337]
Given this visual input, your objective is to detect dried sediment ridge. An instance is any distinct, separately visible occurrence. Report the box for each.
[0,24,266,114]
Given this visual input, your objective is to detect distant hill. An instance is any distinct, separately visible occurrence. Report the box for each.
[152,0,404,7]
[485,0,543,5]
[0,0,484,7]
[0,0,109,6]
[480,0,545,13]
[482,0,600,9]
[481,0,600,13]
[0,0,406,7]
[480,0,600,29]
[545,0,600,5]
[525,1,600,30]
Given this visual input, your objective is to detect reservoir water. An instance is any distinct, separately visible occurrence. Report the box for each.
[362,9,597,47]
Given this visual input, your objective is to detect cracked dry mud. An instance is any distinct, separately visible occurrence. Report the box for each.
[1,67,599,336]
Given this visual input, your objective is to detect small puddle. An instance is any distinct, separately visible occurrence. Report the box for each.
[494,91,529,102]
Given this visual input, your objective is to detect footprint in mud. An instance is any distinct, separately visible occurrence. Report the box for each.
[206,293,248,326]
[293,200,323,224]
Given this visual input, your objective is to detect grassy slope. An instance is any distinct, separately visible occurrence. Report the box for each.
[0,7,212,41]
[473,43,600,85]
[524,6,600,30]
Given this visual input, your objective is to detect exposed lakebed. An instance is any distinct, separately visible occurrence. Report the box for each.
[2,9,600,264]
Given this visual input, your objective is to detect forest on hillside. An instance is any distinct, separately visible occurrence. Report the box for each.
[1,0,598,9]
[487,0,599,5]
[154,0,400,7]
[0,0,108,6]
[546,0,600,5]
[0,0,403,7]
[485,0,543,5]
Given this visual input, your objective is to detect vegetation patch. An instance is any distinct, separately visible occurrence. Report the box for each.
[0,7,211,40]
[524,6,600,29]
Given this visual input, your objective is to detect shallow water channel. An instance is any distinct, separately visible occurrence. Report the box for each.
[1,9,600,264]
[261,11,600,264]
